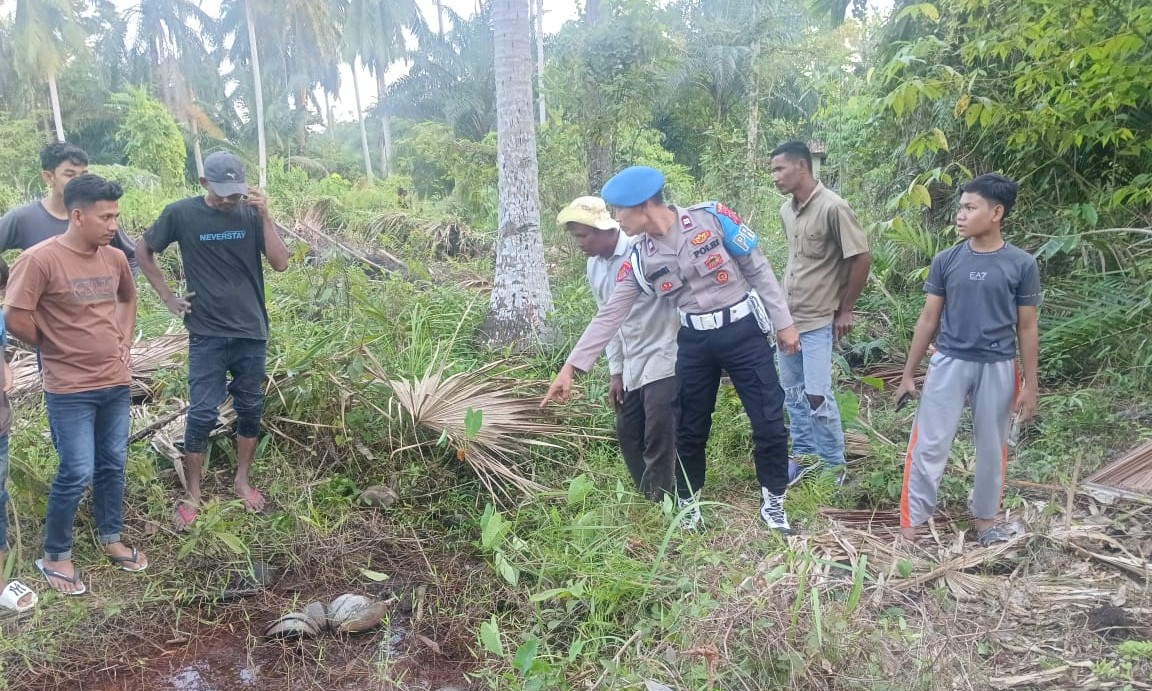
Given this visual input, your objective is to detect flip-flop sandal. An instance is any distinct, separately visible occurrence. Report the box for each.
[0,580,38,612]
[108,547,148,573]
[174,502,198,531]
[35,559,87,596]
[237,488,266,513]
[977,525,1013,548]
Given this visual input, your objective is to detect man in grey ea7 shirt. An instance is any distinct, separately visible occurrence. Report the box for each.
[559,197,680,501]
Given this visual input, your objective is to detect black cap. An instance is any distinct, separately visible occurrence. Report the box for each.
[203,152,248,197]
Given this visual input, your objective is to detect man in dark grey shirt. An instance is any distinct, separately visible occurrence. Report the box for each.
[895,174,1041,549]
[0,143,136,270]
[138,152,289,530]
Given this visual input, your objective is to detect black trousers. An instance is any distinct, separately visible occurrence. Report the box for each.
[616,375,678,501]
[674,315,790,498]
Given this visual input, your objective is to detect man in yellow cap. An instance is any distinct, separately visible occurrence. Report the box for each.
[557,196,680,502]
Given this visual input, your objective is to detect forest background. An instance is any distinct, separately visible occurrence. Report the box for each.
[0,0,1150,689]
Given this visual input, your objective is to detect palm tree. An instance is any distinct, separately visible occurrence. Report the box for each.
[344,0,418,176]
[280,0,343,149]
[479,0,554,350]
[385,6,496,141]
[220,0,343,185]
[533,0,544,125]
[11,0,87,142]
[349,61,374,182]
[126,0,220,176]
[243,0,268,187]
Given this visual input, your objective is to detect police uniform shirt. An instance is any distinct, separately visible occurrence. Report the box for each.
[567,204,794,374]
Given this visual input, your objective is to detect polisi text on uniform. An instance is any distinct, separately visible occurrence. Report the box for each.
[692,237,720,258]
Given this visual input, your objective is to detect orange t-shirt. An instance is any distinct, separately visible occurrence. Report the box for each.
[5,236,135,394]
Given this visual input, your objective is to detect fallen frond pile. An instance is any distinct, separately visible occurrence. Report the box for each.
[363,351,582,503]
[8,333,188,402]
[1083,439,1152,501]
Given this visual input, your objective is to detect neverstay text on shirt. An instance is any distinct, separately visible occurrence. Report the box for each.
[199,229,247,242]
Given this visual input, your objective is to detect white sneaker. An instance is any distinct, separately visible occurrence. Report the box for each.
[677,495,703,531]
[759,488,792,534]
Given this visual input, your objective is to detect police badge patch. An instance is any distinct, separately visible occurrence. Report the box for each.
[660,281,674,292]
[681,214,693,229]
[704,253,723,271]
[616,261,633,282]
[646,237,657,255]
[691,230,712,245]
[714,203,743,225]
[716,270,730,284]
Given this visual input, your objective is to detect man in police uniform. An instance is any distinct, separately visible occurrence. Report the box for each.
[542,167,801,533]
[558,196,681,502]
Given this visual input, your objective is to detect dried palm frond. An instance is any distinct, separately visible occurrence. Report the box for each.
[143,397,237,490]
[7,333,188,402]
[844,429,872,457]
[363,351,579,503]
[127,333,188,399]
[1084,439,1152,497]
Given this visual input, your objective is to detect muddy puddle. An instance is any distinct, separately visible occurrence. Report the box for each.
[85,618,468,691]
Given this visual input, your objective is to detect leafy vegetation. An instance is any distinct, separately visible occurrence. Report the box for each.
[1,0,1150,689]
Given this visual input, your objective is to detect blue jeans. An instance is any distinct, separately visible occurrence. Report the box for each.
[43,385,131,561]
[0,435,9,549]
[777,323,846,467]
[185,336,267,453]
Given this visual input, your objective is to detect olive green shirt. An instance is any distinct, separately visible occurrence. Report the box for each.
[780,183,870,333]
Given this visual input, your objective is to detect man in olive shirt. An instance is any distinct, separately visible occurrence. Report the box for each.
[770,142,871,483]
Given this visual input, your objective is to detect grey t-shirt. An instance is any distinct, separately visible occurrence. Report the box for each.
[0,200,137,270]
[143,196,269,341]
[925,240,1041,362]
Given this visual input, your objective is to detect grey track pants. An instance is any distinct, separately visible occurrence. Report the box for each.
[900,352,1018,528]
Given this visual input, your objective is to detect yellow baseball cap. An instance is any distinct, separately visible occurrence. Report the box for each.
[557,196,619,231]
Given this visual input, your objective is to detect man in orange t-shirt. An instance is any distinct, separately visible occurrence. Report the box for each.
[5,174,148,596]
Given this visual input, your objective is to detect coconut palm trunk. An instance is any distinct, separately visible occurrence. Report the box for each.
[352,66,375,182]
[48,71,65,141]
[243,0,268,187]
[377,71,393,176]
[191,116,205,178]
[479,0,554,350]
[534,0,545,125]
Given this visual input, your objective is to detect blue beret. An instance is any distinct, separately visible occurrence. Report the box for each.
[601,166,665,207]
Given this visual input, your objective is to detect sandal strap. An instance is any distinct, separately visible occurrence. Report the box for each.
[39,565,83,585]
[109,547,139,564]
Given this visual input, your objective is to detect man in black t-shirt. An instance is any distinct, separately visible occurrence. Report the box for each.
[138,152,289,529]
[0,142,137,271]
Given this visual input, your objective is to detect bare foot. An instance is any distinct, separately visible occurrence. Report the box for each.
[972,517,996,534]
[37,558,86,595]
[235,480,266,512]
[105,542,148,572]
[173,498,199,531]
